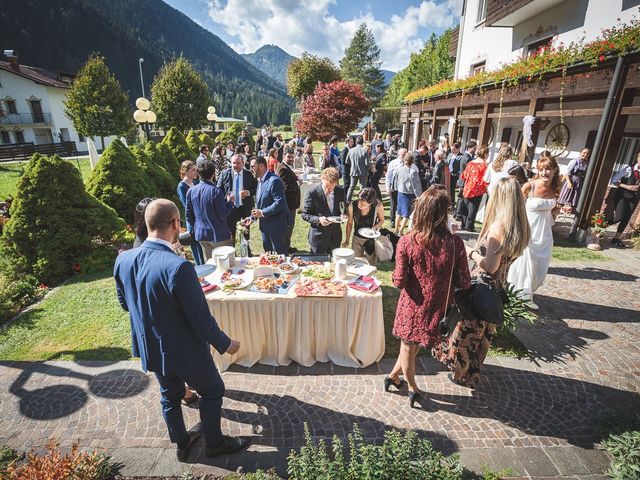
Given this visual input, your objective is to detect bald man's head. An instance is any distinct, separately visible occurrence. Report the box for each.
[144,199,180,240]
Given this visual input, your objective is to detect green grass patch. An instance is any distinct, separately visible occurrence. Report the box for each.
[552,238,608,262]
[0,157,90,198]
[489,331,529,358]
[0,271,130,361]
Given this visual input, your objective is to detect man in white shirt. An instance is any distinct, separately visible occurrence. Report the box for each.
[386,148,411,226]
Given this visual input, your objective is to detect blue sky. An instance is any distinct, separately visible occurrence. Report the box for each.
[163,0,463,71]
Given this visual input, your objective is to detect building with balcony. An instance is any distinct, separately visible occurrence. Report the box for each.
[401,0,640,234]
[0,53,114,155]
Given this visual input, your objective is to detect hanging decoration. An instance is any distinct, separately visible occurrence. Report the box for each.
[456,89,466,142]
[559,63,567,126]
[495,80,506,145]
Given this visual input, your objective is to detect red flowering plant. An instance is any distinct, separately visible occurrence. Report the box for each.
[405,17,640,103]
[591,210,608,237]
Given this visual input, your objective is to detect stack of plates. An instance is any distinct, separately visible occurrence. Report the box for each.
[332,247,355,264]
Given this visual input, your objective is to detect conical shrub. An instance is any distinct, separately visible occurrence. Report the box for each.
[86,139,156,223]
[0,154,124,285]
[185,130,201,156]
[130,145,176,203]
[161,127,195,169]
[144,141,167,170]
[199,132,215,152]
[157,142,181,179]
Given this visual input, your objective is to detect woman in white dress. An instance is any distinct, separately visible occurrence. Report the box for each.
[507,155,561,309]
[484,145,518,195]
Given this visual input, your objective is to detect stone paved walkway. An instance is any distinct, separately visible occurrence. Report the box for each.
[1,246,639,479]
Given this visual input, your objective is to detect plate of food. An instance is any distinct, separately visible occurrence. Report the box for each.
[279,262,299,275]
[259,252,286,266]
[327,215,347,224]
[295,279,347,297]
[250,274,298,294]
[301,265,334,280]
[218,266,253,290]
[357,228,381,239]
[292,256,325,267]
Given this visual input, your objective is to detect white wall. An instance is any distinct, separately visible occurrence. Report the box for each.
[456,0,639,80]
[0,67,116,152]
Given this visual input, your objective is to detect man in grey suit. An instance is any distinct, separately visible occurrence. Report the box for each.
[346,136,369,201]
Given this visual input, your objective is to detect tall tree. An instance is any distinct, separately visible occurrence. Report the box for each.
[382,30,455,107]
[150,56,211,132]
[339,24,385,106]
[64,54,131,150]
[287,53,341,100]
[296,80,369,142]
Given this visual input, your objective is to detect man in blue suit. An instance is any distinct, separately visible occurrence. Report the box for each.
[114,199,250,461]
[249,156,291,254]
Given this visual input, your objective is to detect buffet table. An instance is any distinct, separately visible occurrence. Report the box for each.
[204,271,385,372]
[298,179,321,212]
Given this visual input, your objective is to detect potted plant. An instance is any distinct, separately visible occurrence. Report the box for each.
[587,210,608,250]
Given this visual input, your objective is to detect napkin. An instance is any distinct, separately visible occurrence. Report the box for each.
[347,275,379,293]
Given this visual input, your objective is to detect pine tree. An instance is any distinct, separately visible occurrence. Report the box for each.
[64,54,131,150]
[1,154,124,284]
[150,56,211,132]
[339,24,386,106]
[161,127,194,174]
[185,130,201,156]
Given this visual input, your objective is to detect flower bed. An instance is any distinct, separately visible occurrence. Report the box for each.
[405,18,640,103]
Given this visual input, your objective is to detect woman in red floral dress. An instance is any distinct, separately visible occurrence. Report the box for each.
[385,185,471,408]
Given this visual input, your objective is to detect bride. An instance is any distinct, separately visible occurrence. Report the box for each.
[507,154,561,309]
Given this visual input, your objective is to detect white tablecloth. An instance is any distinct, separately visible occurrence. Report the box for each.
[206,286,385,372]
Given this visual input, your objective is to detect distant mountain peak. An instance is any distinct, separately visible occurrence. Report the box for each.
[242,44,296,87]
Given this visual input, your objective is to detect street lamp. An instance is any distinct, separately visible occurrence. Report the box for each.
[133,97,156,141]
[206,106,218,135]
[138,58,145,98]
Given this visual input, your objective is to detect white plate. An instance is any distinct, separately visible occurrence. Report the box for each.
[216,266,254,289]
[358,228,381,239]
[327,216,347,224]
[332,247,355,258]
[278,262,299,275]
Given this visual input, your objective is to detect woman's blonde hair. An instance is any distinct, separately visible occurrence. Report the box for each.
[403,152,414,166]
[478,177,530,261]
[180,160,195,177]
[492,145,514,172]
[304,143,313,155]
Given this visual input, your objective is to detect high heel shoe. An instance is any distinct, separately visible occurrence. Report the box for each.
[383,376,406,392]
[408,390,420,408]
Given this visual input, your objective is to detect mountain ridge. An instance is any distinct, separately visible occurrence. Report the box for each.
[242,45,296,87]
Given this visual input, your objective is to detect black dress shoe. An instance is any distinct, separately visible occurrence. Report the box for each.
[408,390,421,408]
[176,426,202,462]
[206,435,251,457]
[611,238,629,248]
[383,376,406,392]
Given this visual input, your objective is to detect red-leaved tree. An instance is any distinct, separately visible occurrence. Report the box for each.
[296,80,370,142]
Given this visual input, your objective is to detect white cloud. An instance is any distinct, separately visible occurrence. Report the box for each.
[206,0,463,72]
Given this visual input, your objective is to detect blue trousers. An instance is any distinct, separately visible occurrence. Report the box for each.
[261,231,287,254]
[154,364,225,448]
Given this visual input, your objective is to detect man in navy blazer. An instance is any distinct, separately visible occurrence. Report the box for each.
[114,199,249,461]
[249,156,291,254]
[217,154,258,249]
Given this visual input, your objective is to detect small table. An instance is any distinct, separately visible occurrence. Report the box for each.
[206,282,385,372]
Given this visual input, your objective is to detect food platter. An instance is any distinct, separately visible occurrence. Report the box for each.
[292,257,324,267]
[295,278,347,297]
[217,266,254,290]
[258,252,286,266]
[278,262,299,275]
[249,273,299,294]
[301,265,334,280]
[357,228,381,239]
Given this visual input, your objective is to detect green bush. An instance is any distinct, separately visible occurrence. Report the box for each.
[185,130,201,156]
[287,424,463,480]
[0,446,23,471]
[161,127,195,168]
[500,283,538,335]
[277,125,293,132]
[215,123,243,146]
[290,112,301,130]
[0,273,46,324]
[130,145,176,202]
[602,430,640,479]
[86,139,156,224]
[1,153,124,285]
[157,142,181,179]
[144,141,167,170]
[199,132,215,152]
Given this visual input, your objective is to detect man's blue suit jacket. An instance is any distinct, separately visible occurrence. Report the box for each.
[256,171,291,235]
[114,240,231,375]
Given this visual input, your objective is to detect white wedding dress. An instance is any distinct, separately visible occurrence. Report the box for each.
[507,196,556,302]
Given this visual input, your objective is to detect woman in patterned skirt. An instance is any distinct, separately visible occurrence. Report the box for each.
[386,186,471,408]
[433,177,530,388]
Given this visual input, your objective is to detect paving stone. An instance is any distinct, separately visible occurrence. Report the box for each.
[543,447,591,476]
[518,447,559,477]
[572,448,612,475]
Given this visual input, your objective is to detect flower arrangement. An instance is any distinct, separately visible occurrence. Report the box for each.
[405,18,640,103]
[591,210,608,237]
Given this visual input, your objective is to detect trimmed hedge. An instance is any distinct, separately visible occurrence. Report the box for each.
[0,154,124,285]
[144,141,167,170]
[130,145,176,202]
[215,123,243,147]
[156,142,181,179]
[161,127,195,169]
[185,130,201,156]
[86,139,156,224]
[199,132,215,151]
